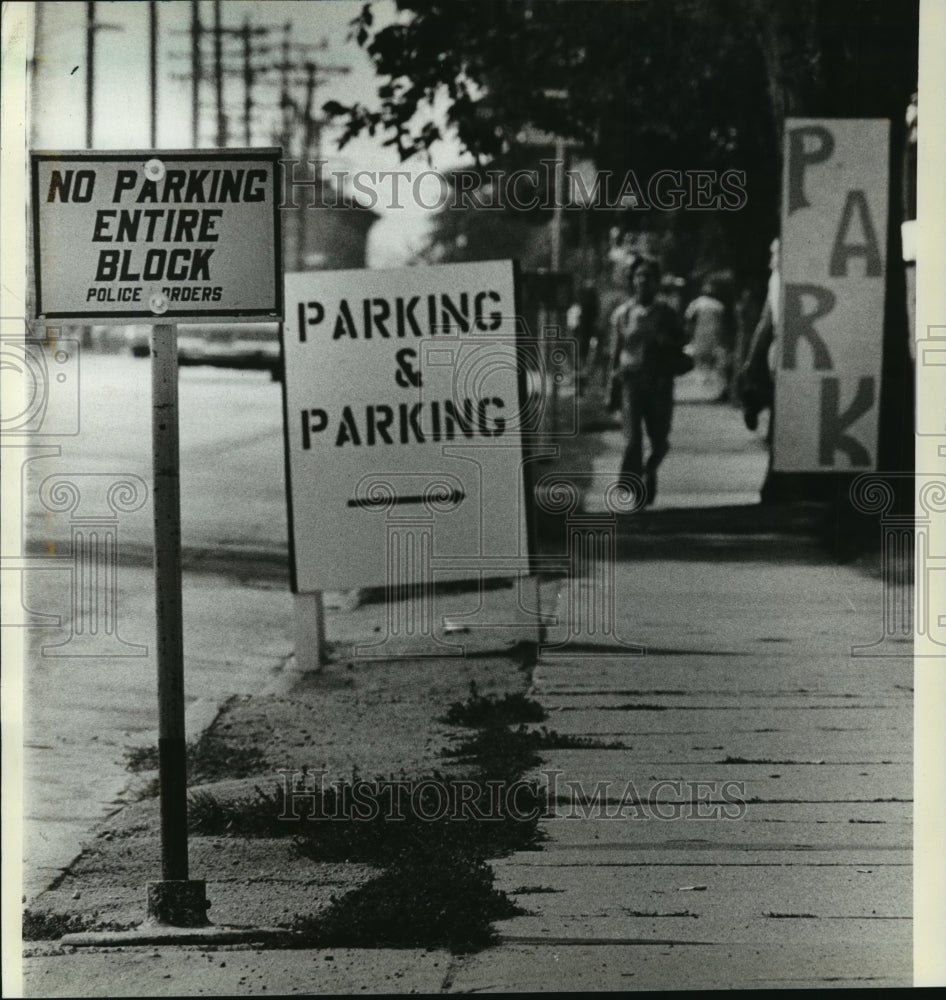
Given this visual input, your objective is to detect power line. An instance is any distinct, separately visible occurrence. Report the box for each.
[170,13,350,153]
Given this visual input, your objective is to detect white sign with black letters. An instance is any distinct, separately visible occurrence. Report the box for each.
[282,261,531,592]
[30,148,282,322]
[774,119,889,472]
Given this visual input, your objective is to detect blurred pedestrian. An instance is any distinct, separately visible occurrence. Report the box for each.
[569,281,603,394]
[733,286,763,379]
[684,280,731,400]
[659,273,686,316]
[738,237,780,435]
[608,257,690,506]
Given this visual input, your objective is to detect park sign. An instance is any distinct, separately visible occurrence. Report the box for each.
[30,148,282,322]
[282,261,533,593]
[773,119,889,472]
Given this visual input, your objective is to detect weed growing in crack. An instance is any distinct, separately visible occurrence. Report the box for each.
[22,909,134,941]
[123,726,267,792]
[444,725,545,779]
[183,679,564,952]
[198,774,543,954]
[188,777,546,861]
[122,744,160,773]
[186,762,545,950]
[443,725,627,780]
[442,680,546,728]
[289,850,524,953]
[187,786,289,837]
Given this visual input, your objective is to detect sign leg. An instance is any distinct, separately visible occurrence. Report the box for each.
[294,590,326,672]
[148,322,208,926]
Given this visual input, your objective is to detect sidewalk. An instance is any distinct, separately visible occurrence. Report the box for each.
[456,376,911,989]
[457,556,911,990]
[19,376,912,994]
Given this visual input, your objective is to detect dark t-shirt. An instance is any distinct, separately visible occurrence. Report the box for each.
[610,298,686,375]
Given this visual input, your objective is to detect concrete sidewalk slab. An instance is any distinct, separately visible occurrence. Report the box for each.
[529,754,911,802]
[491,914,911,949]
[488,861,910,919]
[527,812,911,850]
[533,707,910,738]
[479,494,911,989]
[517,730,911,765]
[447,940,909,991]
[23,947,452,997]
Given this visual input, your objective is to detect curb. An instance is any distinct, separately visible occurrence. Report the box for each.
[60,926,299,949]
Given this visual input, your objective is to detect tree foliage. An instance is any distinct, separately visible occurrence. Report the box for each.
[327,0,916,163]
[325,0,917,283]
[326,0,778,172]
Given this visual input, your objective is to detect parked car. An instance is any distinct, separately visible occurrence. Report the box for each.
[125,323,283,380]
[125,325,152,357]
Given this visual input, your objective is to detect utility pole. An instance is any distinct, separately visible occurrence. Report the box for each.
[84,1,122,149]
[274,21,296,153]
[171,10,273,150]
[302,62,318,166]
[211,15,269,147]
[149,1,158,147]
[242,18,253,146]
[190,0,201,146]
[301,57,350,160]
[294,56,350,268]
[297,61,318,270]
[169,4,204,145]
[551,137,565,272]
[214,0,225,146]
[85,2,94,148]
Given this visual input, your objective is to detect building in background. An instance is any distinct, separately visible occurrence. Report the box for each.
[283,178,379,272]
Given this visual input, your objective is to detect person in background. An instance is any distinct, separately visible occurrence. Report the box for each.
[609,257,689,506]
[684,279,730,400]
[738,237,780,435]
[567,281,601,395]
[659,273,686,316]
[733,285,763,393]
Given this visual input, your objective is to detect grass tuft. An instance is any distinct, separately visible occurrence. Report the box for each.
[444,724,627,780]
[123,727,267,793]
[22,909,134,941]
[290,850,523,953]
[442,681,546,728]
[188,776,546,860]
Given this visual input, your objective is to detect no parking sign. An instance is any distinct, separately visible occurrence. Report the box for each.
[30,148,282,322]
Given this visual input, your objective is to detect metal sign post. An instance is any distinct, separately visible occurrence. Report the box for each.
[293,590,327,672]
[146,321,207,924]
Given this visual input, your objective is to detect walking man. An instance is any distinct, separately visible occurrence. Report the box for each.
[609,257,689,506]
